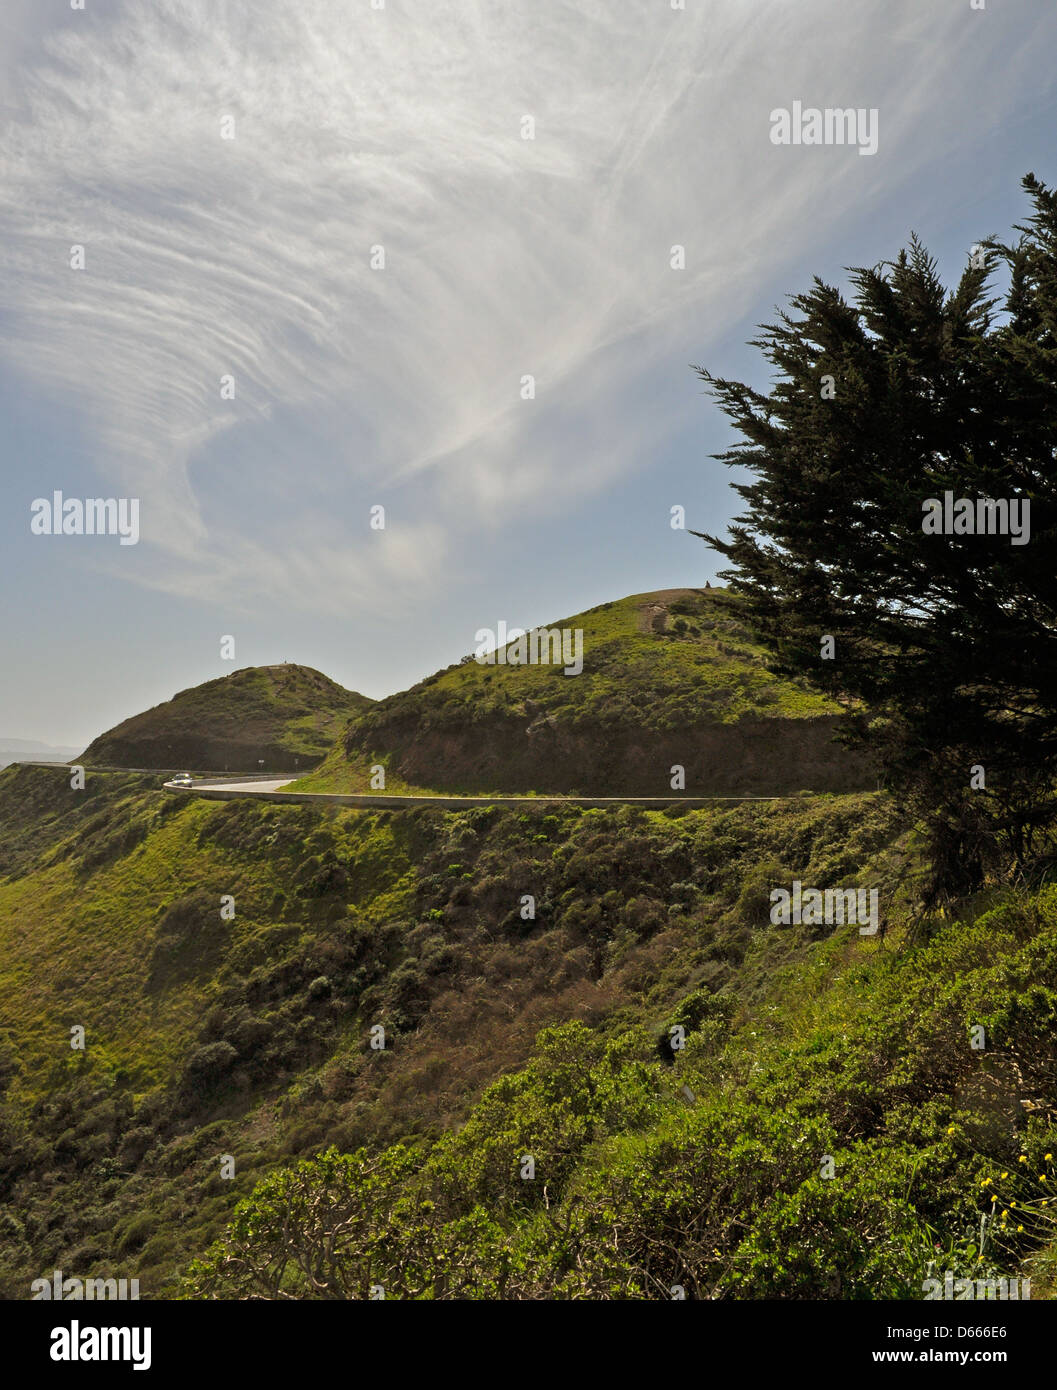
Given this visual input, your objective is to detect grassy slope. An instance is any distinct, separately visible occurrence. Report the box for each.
[4,764,1057,1298]
[80,664,372,770]
[406,587,838,725]
[189,879,1057,1299]
[0,763,905,1297]
[295,589,858,796]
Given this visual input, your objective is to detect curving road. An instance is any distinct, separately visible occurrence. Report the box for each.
[8,764,810,808]
[186,778,296,793]
[162,775,789,810]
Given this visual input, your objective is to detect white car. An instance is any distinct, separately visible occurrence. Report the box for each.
[169,772,194,787]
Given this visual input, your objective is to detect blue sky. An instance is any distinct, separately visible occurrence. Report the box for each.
[1,0,1056,748]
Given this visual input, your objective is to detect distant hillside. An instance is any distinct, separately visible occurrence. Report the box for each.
[81,664,372,773]
[299,589,874,796]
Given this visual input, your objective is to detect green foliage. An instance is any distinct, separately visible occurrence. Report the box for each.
[0,762,906,1298]
[185,882,1057,1300]
[7,757,1057,1301]
[695,174,1057,897]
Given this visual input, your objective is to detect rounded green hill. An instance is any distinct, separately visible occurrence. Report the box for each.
[299,589,873,797]
[80,664,372,774]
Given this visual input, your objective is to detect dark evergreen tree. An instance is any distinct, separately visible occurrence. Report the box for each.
[694,174,1057,899]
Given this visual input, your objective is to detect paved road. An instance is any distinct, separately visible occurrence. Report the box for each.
[162,775,789,810]
[187,778,295,793]
[9,764,803,809]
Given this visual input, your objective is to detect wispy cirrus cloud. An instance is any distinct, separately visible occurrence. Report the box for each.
[0,0,1051,614]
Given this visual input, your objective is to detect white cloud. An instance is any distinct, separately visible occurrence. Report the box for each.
[0,0,1050,611]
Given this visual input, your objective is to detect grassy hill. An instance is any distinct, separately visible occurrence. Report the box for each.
[4,586,1056,1301]
[80,664,372,774]
[2,761,1056,1299]
[296,589,874,796]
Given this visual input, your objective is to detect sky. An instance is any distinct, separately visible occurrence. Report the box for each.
[1,0,1056,749]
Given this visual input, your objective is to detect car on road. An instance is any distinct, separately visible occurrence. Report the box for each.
[169,772,194,787]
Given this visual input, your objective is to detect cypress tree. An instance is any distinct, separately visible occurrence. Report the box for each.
[694,174,1057,898]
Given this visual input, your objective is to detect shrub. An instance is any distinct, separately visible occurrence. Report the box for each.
[184,1042,238,1084]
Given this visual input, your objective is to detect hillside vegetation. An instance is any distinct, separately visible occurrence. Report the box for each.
[80,664,372,774]
[189,878,1057,1300]
[2,763,1056,1299]
[0,761,900,1297]
[297,589,873,796]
